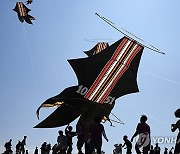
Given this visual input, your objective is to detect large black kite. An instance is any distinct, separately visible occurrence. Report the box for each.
[34,36,144,128]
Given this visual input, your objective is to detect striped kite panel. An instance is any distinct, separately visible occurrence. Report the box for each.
[93,42,109,55]
[84,37,142,103]
[17,2,27,17]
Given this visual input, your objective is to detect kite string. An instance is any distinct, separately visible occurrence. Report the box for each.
[110,58,180,86]
[144,71,180,85]
[22,24,60,97]
[22,24,39,96]
[107,58,180,86]
[123,101,171,125]
[84,39,115,43]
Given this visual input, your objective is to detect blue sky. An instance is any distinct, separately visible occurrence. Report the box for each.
[0,0,180,153]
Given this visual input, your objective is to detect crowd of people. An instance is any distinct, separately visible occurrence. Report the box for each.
[2,108,180,154]
[112,109,179,154]
[3,136,27,154]
[113,141,174,154]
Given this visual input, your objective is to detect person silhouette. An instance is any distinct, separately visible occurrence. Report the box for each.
[76,120,86,154]
[21,136,27,154]
[154,143,160,154]
[164,147,168,154]
[4,139,13,154]
[131,115,151,154]
[171,108,180,154]
[122,135,132,154]
[34,146,38,154]
[16,140,22,153]
[149,145,155,154]
[88,116,108,154]
[57,130,67,154]
[52,144,58,154]
[46,143,51,154]
[40,142,47,154]
[65,124,76,154]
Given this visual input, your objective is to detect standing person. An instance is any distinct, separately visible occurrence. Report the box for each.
[88,116,108,154]
[154,143,160,154]
[16,141,22,153]
[131,115,151,154]
[149,145,155,154]
[171,108,180,154]
[76,121,86,154]
[40,142,47,154]
[46,143,51,154]
[52,144,58,154]
[57,130,67,154]
[164,147,168,154]
[21,136,27,154]
[122,135,132,154]
[34,146,38,154]
[65,124,76,154]
[4,139,13,154]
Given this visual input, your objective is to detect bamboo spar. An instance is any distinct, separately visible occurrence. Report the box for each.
[95,13,165,55]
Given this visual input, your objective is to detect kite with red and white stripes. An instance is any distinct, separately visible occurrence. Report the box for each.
[13,2,35,24]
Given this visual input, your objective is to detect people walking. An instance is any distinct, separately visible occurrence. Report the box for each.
[131,115,151,154]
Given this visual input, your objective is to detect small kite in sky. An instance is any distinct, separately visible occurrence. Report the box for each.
[34,36,144,128]
[26,0,33,5]
[13,2,35,24]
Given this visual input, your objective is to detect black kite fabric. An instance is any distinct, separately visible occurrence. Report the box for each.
[34,36,144,128]
[13,2,35,24]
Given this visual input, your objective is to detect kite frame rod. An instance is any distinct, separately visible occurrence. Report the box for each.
[95,13,165,55]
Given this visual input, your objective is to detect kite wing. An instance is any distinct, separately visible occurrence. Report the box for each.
[34,86,88,128]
